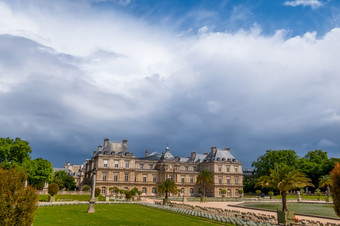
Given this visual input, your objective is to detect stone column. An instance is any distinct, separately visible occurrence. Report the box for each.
[88,169,97,213]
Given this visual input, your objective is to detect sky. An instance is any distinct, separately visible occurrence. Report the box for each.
[1,0,340,168]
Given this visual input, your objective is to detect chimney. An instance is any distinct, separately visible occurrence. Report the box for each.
[145,150,149,158]
[122,139,127,147]
[104,138,109,148]
[225,147,230,151]
[98,145,102,152]
[93,151,97,156]
[211,147,217,156]
[191,152,196,160]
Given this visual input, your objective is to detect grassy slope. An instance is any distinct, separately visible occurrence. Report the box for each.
[34,204,229,225]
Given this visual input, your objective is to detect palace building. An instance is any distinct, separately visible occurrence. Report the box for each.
[80,138,243,197]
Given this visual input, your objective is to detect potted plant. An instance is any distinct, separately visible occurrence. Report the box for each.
[238,189,244,198]
[315,188,322,201]
[48,182,59,202]
[94,188,101,201]
[268,191,274,199]
[221,189,226,198]
[81,185,91,191]
[255,190,261,199]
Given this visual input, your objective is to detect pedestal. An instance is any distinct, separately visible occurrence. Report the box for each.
[88,199,96,213]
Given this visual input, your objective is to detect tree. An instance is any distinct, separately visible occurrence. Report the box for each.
[256,164,313,211]
[299,150,334,188]
[0,137,32,168]
[268,191,274,199]
[26,158,54,189]
[82,185,91,191]
[319,175,332,202]
[0,168,38,225]
[54,170,76,190]
[95,188,101,197]
[157,179,177,204]
[221,189,226,197]
[330,162,340,217]
[252,150,299,178]
[196,170,214,197]
[48,183,59,196]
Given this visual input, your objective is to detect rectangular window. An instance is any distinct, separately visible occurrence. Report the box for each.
[235,176,238,184]
[219,176,222,184]
[149,164,153,169]
[140,164,144,169]
[125,173,129,182]
[234,166,238,173]
[218,165,222,172]
[134,176,136,182]
[227,177,230,184]
[181,176,185,183]
[115,161,119,168]
[193,166,197,171]
[103,173,107,181]
[153,175,157,182]
[169,175,173,181]
[226,167,230,172]
[190,176,194,183]
[114,173,118,182]
[143,175,147,182]
[125,161,129,168]
[103,160,108,168]
[185,166,189,171]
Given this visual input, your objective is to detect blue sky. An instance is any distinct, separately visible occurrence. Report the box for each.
[0,0,340,168]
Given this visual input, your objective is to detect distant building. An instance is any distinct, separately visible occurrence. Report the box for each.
[243,169,254,176]
[80,138,243,197]
[53,162,82,189]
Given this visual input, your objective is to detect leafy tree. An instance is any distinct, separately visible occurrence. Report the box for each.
[25,158,53,189]
[125,191,132,200]
[238,189,244,197]
[299,150,334,188]
[0,168,38,225]
[54,170,76,190]
[243,173,257,193]
[0,137,32,168]
[48,183,59,196]
[157,179,177,204]
[221,189,226,197]
[268,191,274,199]
[95,188,101,197]
[256,164,313,211]
[330,162,340,217]
[319,175,332,202]
[255,190,261,197]
[196,170,213,197]
[252,150,299,178]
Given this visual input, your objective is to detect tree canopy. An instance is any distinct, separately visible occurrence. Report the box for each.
[26,158,54,189]
[157,178,177,201]
[0,137,32,168]
[53,170,76,190]
[331,162,340,217]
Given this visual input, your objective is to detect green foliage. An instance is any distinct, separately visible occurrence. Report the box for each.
[0,137,32,168]
[243,174,257,193]
[268,191,274,197]
[196,170,213,197]
[331,162,340,217]
[299,150,334,188]
[256,164,313,211]
[26,158,54,189]
[238,190,244,194]
[125,191,132,200]
[95,188,101,197]
[53,170,76,190]
[0,167,38,225]
[255,190,261,195]
[131,187,139,196]
[319,175,332,202]
[48,183,59,196]
[252,150,299,178]
[82,185,91,191]
[157,179,177,201]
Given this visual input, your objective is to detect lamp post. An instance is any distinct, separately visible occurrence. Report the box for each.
[88,163,97,213]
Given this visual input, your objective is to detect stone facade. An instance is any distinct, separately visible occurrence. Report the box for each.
[80,138,243,197]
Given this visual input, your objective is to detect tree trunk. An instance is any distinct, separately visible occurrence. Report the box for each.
[326,185,330,202]
[282,191,288,211]
[165,191,168,199]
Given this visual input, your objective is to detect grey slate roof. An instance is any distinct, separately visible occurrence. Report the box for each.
[102,141,133,156]
[206,149,237,162]
[145,152,162,160]
[191,154,207,163]
[160,145,175,161]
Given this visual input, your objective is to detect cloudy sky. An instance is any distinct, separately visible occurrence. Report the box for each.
[1,0,340,168]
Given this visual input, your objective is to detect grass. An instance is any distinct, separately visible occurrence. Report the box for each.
[238,202,339,218]
[273,195,332,201]
[38,195,105,202]
[34,204,229,225]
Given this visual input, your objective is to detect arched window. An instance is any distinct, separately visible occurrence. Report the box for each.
[219,189,222,196]
[101,187,107,194]
[227,189,231,197]
[181,188,185,194]
[142,187,147,195]
[190,188,194,196]
[152,187,157,194]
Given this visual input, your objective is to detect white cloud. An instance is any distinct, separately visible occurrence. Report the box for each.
[284,0,323,9]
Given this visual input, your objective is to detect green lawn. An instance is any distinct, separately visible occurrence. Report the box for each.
[34,204,229,225]
[238,202,339,218]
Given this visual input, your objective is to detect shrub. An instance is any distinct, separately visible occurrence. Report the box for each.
[48,183,59,196]
[268,191,274,199]
[221,189,226,197]
[238,190,244,197]
[95,188,101,197]
[315,188,321,201]
[0,168,38,225]
[82,185,91,191]
[331,162,340,217]
[255,190,261,196]
[125,191,132,200]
